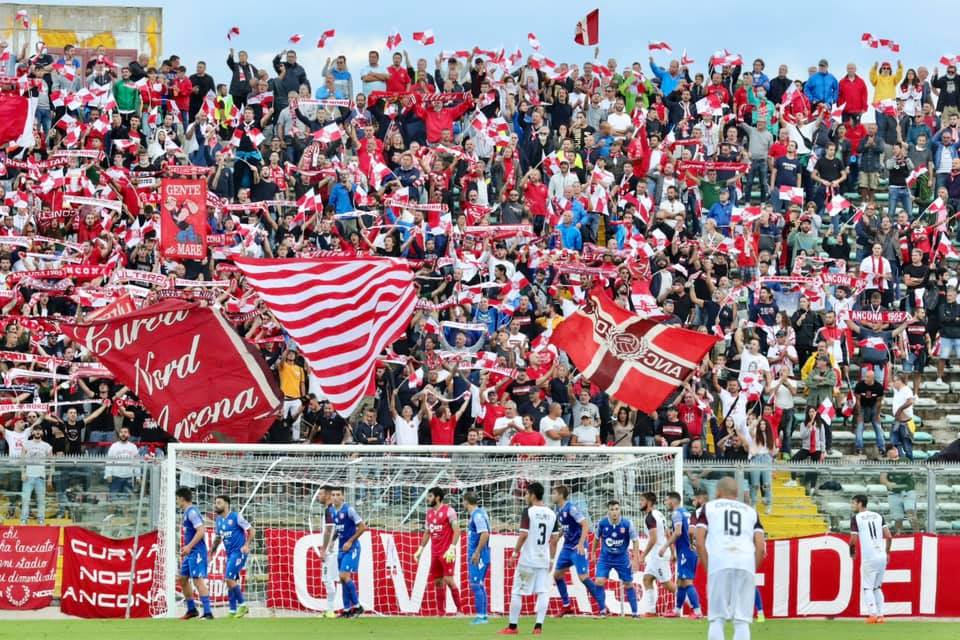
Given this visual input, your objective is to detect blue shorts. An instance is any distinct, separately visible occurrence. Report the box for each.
[224,551,248,581]
[555,548,589,576]
[338,544,360,574]
[939,337,960,360]
[468,551,489,585]
[676,549,698,580]
[179,547,208,579]
[596,555,632,583]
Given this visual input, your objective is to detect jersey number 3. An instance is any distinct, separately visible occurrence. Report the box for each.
[537,522,548,545]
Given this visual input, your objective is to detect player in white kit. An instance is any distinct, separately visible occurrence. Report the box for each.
[637,492,678,616]
[319,485,340,617]
[694,477,766,640]
[849,494,892,624]
[499,482,559,636]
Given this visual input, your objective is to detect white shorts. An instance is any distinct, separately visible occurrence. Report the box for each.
[861,558,886,590]
[707,569,755,623]
[512,565,550,596]
[322,548,340,582]
[643,556,673,583]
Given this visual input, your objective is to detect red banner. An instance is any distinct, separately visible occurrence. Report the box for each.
[0,526,58,610]
[60,528,159,618]
[265,530,959,617]
[160,178,208,260]
[61,299,282,443]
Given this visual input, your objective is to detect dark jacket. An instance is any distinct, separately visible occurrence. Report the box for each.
[226,54,257,99]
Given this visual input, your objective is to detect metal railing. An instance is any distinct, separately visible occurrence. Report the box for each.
[684,460,960,534]
[0,456,162,536]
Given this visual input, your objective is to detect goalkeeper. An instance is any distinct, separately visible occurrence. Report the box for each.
[415,487,463,614]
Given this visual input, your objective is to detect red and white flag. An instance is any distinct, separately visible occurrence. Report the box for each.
[857,337,888,351]
[528,33,541,50]
[680,49,695,65]
[841,389,856,418]
[695,93,725,116]
[289,34,303,44]
[573,8,600,46]
[939,55,960,66]
[234,257,419,417]
[386,29,403,51]
[906,165,928,188]
[412,30,435,46]
[779,185,805,205]
[549,287,719,412]
[226,26,240,41]
[731,205,763,226]
[0,91,38,148]
[317,29,336,48]
[648,41,672,52]
[817,398,836,425]
[314,122,342,143]
[15,10,28,28]
[826,195,851,217]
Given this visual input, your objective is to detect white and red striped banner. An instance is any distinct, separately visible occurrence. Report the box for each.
[234,257,418,417]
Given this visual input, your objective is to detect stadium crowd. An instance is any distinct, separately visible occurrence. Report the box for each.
[2,34,960,522]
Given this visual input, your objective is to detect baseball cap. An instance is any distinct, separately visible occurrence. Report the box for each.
[818,59,828,67]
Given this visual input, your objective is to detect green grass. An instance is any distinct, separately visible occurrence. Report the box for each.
[4,617,957,640]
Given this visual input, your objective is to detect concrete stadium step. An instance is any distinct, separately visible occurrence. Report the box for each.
[763,473,828,539]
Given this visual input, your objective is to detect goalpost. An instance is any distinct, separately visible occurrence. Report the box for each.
[153,445,682,618]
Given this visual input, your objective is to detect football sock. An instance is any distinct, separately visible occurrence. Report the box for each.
[200,595,211,615]
[625,586,638,616]
[687,586,702,612]
[471,582,488,617]
[509,593,522,625]
[185,598,196,613]
[535,592,549,624]
[733,620,751,640]
[555,578,570,605]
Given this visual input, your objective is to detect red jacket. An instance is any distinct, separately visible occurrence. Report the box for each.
[837,75,869,115]
[414,97,474,143]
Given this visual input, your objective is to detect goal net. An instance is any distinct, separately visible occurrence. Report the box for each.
[152,445,681,618]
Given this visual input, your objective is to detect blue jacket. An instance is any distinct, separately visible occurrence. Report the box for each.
[314,86,346,100]
[555,222,583,251]
[931,129,960,172]
[804,72,838,105]
[570,199,588,226]
[329,182,356,213]
[707,200,734,233]
[650,62,683,96]
[752,72,770,91]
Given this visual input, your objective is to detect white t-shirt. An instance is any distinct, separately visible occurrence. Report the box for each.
[739,351,770,386]
[892,386,914,421]
[606,111,631,136]
[766,344,797,378]
[518,504,558,568]
[393,415,421,446]
[719,389,748,430]
[539,416,566,447]
[696,498,763,575]
[859,255,892,291]
[774,379,796,410]
[495,416,523,446]
[851,510,888,564]
[2,429,29,457]
[21,437,52,478]
[572,425,599,445]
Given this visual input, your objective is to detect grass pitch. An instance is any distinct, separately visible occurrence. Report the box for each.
[4,616,957,640]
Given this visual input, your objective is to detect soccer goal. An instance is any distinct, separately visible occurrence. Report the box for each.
[153,445,682,618]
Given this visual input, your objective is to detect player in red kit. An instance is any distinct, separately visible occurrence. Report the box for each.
[414,486,463,614]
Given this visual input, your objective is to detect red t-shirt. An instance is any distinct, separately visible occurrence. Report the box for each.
[523,181,548,216]
[386,65,411,93]
[480,403,505,441]
[510,430,546,446]
[426,504,457,558]
[677,403,704,438]
[430,416,456,446]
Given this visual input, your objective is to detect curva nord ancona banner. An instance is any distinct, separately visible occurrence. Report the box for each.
[60,528,159,618]
[264,530,957,617]
[61,299,281,443]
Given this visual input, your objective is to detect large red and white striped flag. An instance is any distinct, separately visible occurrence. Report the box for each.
[234,257,418,417]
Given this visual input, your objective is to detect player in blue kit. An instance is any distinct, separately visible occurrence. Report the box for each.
[665,491,703,618]
[551,485,603,616]
[330,487,367,618]
[591,500,641,617]
[463,491,490,625]
[176,487,212,619]
[212,495,254,618]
